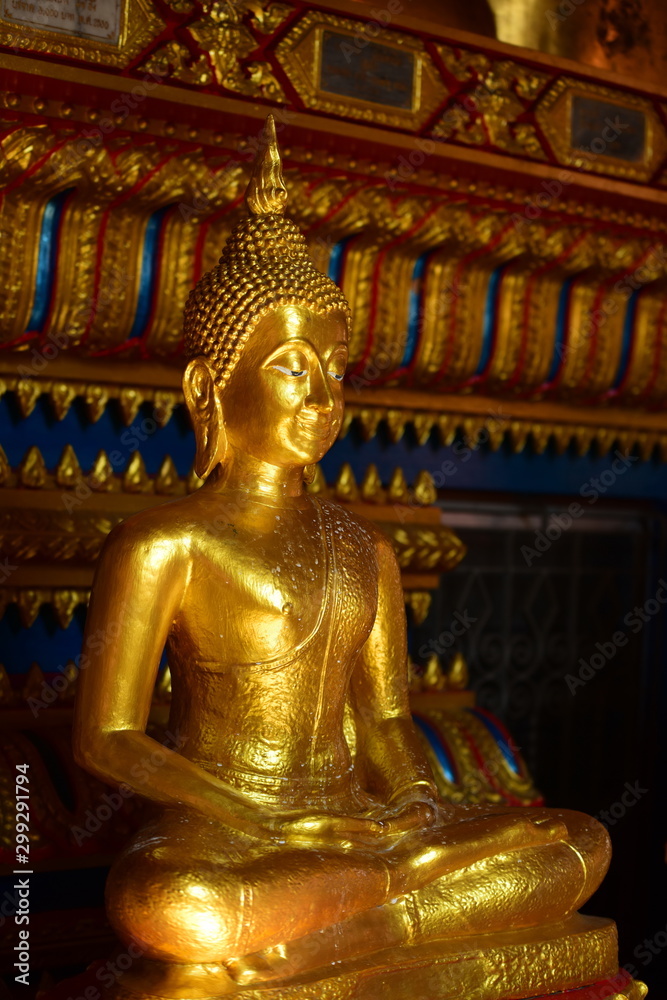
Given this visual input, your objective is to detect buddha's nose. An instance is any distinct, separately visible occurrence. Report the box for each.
[306,366,336,413]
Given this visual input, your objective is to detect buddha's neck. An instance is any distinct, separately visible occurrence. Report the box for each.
[210,452,306,504]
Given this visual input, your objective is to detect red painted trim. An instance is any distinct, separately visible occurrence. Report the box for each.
[81,150,177,346]
[506,230,587,393]
[638,290,667,404]
[427,220,516,389]
[348,200,441,379]
[581,245,656,396]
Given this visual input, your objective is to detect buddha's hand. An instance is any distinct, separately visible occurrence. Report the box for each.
[271,811,386,849]
[379,786,445,838]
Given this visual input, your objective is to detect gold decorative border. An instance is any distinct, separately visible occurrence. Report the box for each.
[275,10,446,129]
[0,373,182,425]
[535,77,667,183]
[0,442,444,513]
[0,587,88,628]
[0,0,164,68]
[1,366,666,460]
[343,402,667,462]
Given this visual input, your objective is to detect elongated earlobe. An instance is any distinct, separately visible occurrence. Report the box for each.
[182,358,227,479]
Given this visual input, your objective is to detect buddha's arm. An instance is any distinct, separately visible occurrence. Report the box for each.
[72,518,271,840]
[350,534,439,811]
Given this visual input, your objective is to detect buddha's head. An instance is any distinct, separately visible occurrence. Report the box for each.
[182,116,350,481]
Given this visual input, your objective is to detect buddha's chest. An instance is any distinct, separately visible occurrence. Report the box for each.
[177,509,378,669]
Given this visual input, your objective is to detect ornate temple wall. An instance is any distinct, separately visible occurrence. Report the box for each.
[0,0,666,991]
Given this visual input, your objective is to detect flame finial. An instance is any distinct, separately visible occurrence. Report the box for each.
[245,114,288,217]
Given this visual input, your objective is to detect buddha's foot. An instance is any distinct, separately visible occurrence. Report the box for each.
[226,945,294,986]
[226,900,411,986]
[463,812,568,853]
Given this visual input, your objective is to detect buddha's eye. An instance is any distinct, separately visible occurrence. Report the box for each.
[328,372,344,382]
[272,365,306,377]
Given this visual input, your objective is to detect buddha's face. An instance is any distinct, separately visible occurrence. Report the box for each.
[220,304,348,468]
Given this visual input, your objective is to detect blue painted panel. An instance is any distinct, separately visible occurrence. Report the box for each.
[546,276,574,383]
[0,394,194,476]
[571,95,646,163]
[320,30,415,109]
[466,707,521,775]
[0,605,85,676]
[612,287,640,390]
[476,263,506,377]
[413,714,457,783]
[328,235,354,285]
[26,189,73,333]
[128,206,172,340]
[402,253,427,367]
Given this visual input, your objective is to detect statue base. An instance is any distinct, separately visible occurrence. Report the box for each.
[88,914,642,1000]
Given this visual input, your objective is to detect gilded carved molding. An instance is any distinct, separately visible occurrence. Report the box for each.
[3,0,667,190]
[0,506,124,563]
[3,120,667,418]
[140,0,292,100]
[187,2,288,101]
[0,474,462,587]
[433,46,550,162]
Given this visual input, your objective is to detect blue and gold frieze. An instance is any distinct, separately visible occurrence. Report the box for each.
[3,119,667,430]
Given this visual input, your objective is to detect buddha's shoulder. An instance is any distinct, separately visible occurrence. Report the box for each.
[101,493,207,560]
[315,497,392,556]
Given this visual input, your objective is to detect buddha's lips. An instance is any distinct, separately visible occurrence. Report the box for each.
[296,416,332,439]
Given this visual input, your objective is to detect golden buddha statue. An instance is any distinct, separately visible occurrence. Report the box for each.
[73,117,624,1000]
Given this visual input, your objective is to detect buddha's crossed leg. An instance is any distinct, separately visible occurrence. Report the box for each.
[228,807,611,984]
[106,806,610,979]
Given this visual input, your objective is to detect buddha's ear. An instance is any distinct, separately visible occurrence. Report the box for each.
[182,357,227,480]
